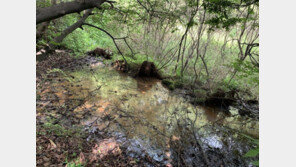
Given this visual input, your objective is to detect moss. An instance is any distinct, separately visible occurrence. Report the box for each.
[192,97,207,103]
[194,89,208,96]
[188,89,208,103]
[43,123,85,138]
[162,79,175,90]
[174,80,184,88]
[161,78,186,90]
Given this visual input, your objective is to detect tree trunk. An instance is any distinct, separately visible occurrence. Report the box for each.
[36,0,106,24]
[54,9,93,43]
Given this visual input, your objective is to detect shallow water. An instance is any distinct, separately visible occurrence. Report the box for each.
[49,61,258,165]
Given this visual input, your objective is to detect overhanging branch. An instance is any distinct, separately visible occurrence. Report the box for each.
[36,0,107,24]
[82,23,129,64]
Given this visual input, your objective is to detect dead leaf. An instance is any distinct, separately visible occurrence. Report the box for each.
[130,161,136,164]
[172,135,180,141]
[79,152,85,164]
[49,139,57,149]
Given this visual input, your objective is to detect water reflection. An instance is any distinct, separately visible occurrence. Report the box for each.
[136,77,159,92]
[201,106,228,123]
[65,66,258,138]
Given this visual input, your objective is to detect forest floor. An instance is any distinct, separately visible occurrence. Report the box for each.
[37,52,164,167]
[36,50,258,167]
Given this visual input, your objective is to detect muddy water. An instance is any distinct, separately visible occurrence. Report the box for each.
[56,62,258,165]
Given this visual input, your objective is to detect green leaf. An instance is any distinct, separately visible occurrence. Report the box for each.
[253,139,259,145]
[252,160,259,166]
[49,41,61,46]
[244,147,259,157]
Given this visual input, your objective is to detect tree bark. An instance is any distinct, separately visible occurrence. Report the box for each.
[36,0,106,24]
[54,9,93,43]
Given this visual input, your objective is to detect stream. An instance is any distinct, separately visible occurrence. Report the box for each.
[38,56,259,166]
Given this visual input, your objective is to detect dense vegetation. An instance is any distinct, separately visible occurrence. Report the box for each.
[37,0,259,100]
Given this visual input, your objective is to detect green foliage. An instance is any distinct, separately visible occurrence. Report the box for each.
[244,147,259,157]
[43,122,85,138]
[206,17,243,30]
[204,0,258,30]
[37,39,47,46]
[244,146,259,166]
[38,10,118,55]
[185,0,199,7]
[162,78,184,90]
[242,134,259,166]
[191,88,208,103]
[109,53,154,67]
[36,0,52,8]
[252,161,259,166]
[162,79,175,90]
[187,19,196,28]
[65,162,83,167]
[65,157,84,167]
[62,28,96,55]
[49,40,61,47]
[37,0,259,100]
[231,59,259,85]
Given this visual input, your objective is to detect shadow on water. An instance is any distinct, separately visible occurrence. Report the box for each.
[202,106,220,122]
[136,77,159,92]
[201,106,231,123]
